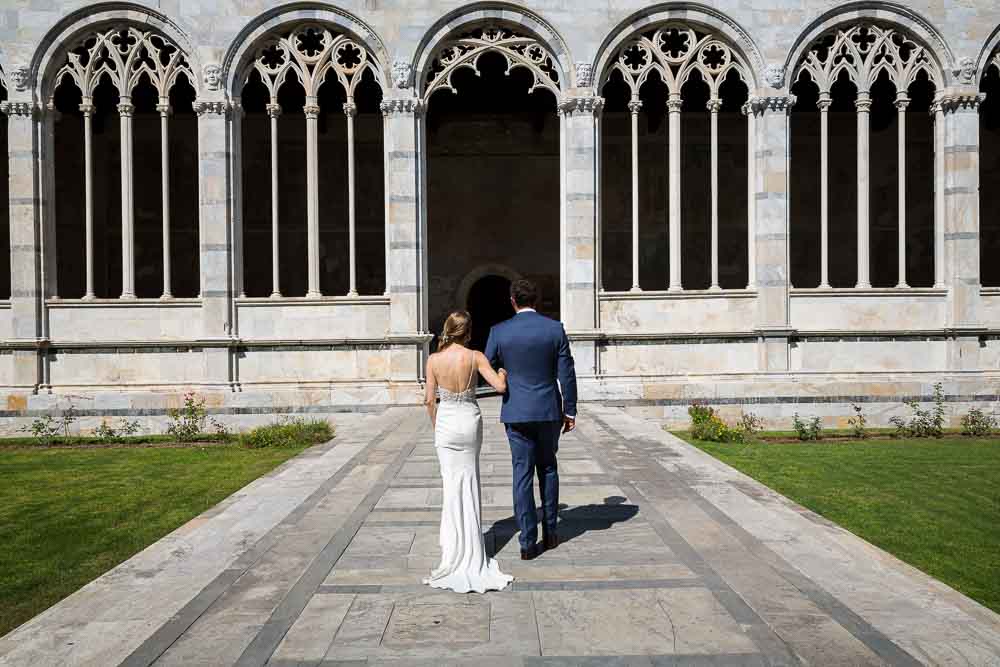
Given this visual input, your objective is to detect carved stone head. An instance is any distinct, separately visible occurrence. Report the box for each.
[392,60,412,89]
[953,56,976,85]
[204,64,221,91]
[10,65,30,92]
[762,63,784,89]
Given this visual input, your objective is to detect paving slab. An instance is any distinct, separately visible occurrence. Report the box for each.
[1,399,998,666]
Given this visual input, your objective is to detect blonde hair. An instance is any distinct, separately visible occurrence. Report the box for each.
[438,310,472,351]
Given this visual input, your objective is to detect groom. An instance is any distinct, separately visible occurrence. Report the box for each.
[485,279,577,560]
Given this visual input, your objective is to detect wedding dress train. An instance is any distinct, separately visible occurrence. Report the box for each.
[424,383,514,594]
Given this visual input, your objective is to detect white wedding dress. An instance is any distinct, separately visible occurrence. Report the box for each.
[424,369,514,594]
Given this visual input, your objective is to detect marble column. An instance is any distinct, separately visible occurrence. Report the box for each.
[266,102,282,298]
[708,97,722,291]
[194,100,235,388]
[558,95,602,376]
[80,99,96,299]
[942,91,985,370]
[667,93,683,291]
[895,92,909,289]
[158,100,172,299]
[932,99,946,289]
[855,92,872,289]
[3,100,43,390]
[304,97,321,298]
[345,98,359,297]
[751,95,795,371]
[381,96,428,382]
[817,92,832,288]
[628,95,641,292]
[118,97,136,299]
[742,100,756,290]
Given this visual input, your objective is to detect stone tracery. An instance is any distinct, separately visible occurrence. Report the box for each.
[424,25,561,98]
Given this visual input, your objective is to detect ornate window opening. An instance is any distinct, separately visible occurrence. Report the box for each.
[51,26,199,299]
[600,25,751,292]
[421,25,563,339]
[791,23,940,289]
[0,73,8,301]
[423,25,561,100]
[238,24,385,298]
[981,51,1000,287]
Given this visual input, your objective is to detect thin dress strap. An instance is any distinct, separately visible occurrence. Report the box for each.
[464,350,477,392]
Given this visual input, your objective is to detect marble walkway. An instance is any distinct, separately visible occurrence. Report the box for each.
[1,399,999,666]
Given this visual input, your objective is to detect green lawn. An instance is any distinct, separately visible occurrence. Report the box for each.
[0,442,311,637]
[676,434,1000,614]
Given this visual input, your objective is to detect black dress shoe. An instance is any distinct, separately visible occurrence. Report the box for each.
[543,532,558,550]
[520,544,538,560]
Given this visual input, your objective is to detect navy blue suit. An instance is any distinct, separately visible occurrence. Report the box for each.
[485,310,577,549]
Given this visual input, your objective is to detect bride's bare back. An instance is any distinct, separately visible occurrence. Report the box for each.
[424,344,507,423]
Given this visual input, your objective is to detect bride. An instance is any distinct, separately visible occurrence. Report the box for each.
[423,310,514,593]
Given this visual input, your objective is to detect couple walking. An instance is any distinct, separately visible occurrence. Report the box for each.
[422,279,578,593]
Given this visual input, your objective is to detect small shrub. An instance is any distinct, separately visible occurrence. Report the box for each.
[960,408,997,437]
[94,418,142,443]
[239,418,333,449]
[848,403,868,440]
[19,416,60,444]
[58,401,79,437]
[167,393,211,442]
[737,412,764,440]
[688,404,759,444]
[891,383,947,438]
[793,414,823,441]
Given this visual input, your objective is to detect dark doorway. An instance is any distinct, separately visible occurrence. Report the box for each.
[467,274,515,352]
[426,44,560,343]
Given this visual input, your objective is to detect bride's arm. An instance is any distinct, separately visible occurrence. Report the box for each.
[476,351,507,394]
[424,355,438,425]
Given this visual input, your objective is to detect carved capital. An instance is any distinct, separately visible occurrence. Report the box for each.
[10,65,30,92]
[1,101,36,117]
[194,100,229,117]
[380,98,424,116]
[392,61,412,89]
[156,102,172,116]
[558,95,604,116]
[343,100,357,117]
[816,92,832,111]
[575,62,594,88]
[78,101,95,116]
[894,92,910,111]
[750,95,796,115]
[627,98,642,114]
[117,102,135,117]
[265,102,282,118]
[941,92,986,113]
[854,93,872,113]
[706,98,723,113]
[665,94,683,112]
[303,103,320,119]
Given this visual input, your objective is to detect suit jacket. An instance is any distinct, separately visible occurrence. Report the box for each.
[485,310,577,424]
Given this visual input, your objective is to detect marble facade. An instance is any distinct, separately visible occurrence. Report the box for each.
[1,1,1000,432]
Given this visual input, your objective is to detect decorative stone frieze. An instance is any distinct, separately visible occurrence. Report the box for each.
[941,92,986,112]
[380,98,423,115]
[557,95,603,116]
[749,94,796,114]
[193,100,229,116]
[0,101,36,117]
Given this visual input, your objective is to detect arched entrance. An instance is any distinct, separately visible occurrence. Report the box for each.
[466,274,515,351]
[423,24,562,343]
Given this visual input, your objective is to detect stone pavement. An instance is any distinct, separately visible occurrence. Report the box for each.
[2,399,999,666]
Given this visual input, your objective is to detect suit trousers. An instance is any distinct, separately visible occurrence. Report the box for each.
[504,421,561,550]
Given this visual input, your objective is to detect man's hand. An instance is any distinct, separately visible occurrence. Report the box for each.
[562,415,576,434]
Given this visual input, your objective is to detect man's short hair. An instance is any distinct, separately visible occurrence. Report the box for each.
[510,279,538,308]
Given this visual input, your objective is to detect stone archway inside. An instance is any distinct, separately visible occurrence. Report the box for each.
[423,25,563,345]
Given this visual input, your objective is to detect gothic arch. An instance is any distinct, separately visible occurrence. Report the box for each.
[978,30,1000,84]
[784,2,950,90]
[592,3,763,91]
[33,3,202,101]
[412,2,572,95]
[224,4,390,98]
